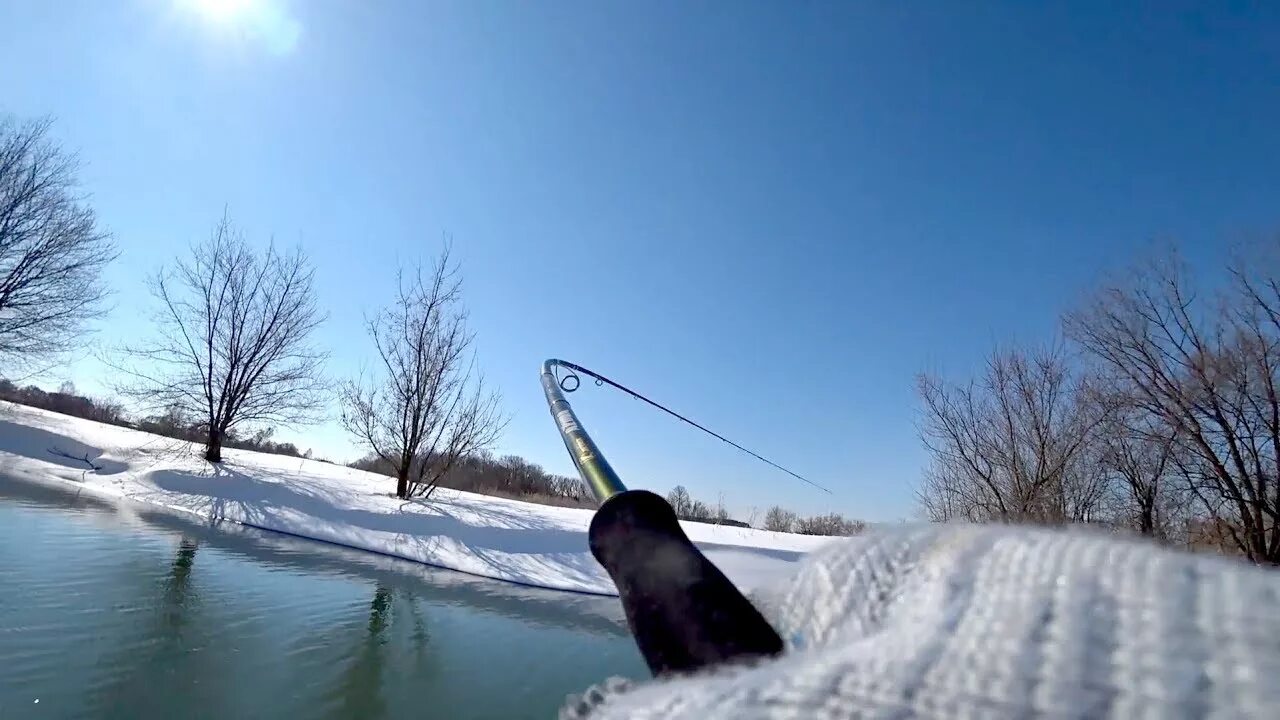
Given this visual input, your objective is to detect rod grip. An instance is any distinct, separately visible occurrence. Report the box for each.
[588,490,784,675]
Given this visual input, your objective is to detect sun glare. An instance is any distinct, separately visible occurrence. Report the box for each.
[190,0,255,24]
[180,0,300,55]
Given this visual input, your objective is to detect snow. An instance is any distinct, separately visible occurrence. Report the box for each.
[0,402,834,596]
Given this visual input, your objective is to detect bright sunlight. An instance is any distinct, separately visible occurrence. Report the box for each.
[179,0,301,55]
[188,0,255,24]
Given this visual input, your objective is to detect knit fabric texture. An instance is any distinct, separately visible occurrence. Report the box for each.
[563,524,1280,719]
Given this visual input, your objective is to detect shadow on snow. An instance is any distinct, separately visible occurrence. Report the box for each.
[0,419,128,475]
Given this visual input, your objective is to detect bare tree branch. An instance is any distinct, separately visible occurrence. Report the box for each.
[916,342,1107,525]
[1065,247,1280,562]
[0,115,115,368]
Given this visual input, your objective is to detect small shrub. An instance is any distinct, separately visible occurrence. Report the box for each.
[763,505,798,532]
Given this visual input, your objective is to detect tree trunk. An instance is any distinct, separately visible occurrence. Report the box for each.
[395,467,409,500]
[1138,489,1156,537]
[205,427,223,463]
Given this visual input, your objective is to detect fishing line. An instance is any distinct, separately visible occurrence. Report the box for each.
[549,359,831,495]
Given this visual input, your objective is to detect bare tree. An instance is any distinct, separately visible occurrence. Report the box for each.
[1093,394,1185,540]
[340,250,504,500]
[1067,249,1280,562]
[686,499,713,521]
[117,215,327,462]
[917,343,1106,525]
[666,485,693,517]
[763,505,798,532]
[713,495,731,524]
[0,116,115,366]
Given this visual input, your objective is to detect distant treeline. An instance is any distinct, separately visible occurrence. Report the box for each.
[665,485,749,527]
[0,379,128,427]
[760,506,867,536]
[0,379,316,459]
[667,485,863,535]
[349,452,595,509]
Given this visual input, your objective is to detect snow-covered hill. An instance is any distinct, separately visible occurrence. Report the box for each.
[0,402,833,595]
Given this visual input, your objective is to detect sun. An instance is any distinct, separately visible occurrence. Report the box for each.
[189,0,256,23]
[180,0,301,55]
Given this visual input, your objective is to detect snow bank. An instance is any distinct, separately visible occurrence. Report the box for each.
[0,402,834,595]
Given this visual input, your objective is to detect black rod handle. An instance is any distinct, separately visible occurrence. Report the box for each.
[588,490,784,675]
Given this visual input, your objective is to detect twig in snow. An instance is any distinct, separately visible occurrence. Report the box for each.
[48,446,102,472]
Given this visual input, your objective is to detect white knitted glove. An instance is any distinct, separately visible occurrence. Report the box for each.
[564,524,1280,719]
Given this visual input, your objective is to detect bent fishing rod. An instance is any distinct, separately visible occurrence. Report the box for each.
[540,358,822,676]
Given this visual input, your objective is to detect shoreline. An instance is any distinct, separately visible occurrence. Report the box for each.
[0,402,832,596]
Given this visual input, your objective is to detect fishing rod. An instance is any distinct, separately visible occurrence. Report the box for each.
[540,358,792,676]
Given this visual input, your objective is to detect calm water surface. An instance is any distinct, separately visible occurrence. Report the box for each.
[0,476,645,719]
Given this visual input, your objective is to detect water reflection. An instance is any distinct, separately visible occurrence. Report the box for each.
[162,538,199,631]
[370,585,393,638]
[0,476,646,719]
[94,535,229,720]
[333,585,395,719]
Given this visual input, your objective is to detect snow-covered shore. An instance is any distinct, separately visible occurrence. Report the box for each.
[0,402,833,595]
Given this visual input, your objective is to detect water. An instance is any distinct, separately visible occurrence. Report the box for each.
[0,476,646,719]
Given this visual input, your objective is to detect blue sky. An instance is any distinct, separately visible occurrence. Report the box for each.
[2,1,1277,521]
